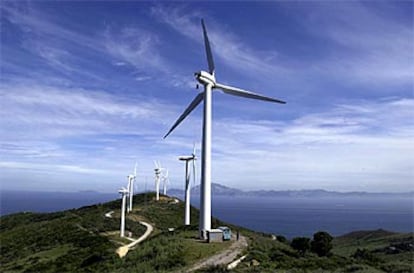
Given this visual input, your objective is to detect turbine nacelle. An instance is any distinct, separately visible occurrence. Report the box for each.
[179,155,196,161]
[195,70,216,87]
[118,188,129,195]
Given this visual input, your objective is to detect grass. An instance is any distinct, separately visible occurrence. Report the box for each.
[1,193,413,273]
[179,230,232,265]
[215,228,414,273]
[0,193,237,273]
[332,229,409,256]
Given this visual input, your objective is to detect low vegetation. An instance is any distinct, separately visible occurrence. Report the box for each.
[1,193,412,273]
[224,229,413,273]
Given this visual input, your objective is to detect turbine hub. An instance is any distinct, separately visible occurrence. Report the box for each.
[195,70,216,87]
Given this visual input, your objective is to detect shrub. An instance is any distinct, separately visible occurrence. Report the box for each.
[352,248,381,266]
[311,231,333,257]
[276,235,288,244]
[290,237,310,255]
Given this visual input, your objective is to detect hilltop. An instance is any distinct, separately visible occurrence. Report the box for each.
[1,193,413,273]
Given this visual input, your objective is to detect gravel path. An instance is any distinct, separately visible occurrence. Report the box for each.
[185,234,248,272]
[116,221,153,258]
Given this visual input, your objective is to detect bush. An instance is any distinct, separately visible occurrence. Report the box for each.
[352,248,381,266]
[311,231,333,257]
[276,235,288,244]
[290,237,310,255]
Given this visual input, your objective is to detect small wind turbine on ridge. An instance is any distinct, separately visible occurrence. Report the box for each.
[118,187,129,237]
[127,162,137,213]
[154,161,163,201]
[164,19,286,239]
[162,169,170,196]
[179,144,197,226]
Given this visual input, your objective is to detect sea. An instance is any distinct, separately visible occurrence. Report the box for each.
[1,190,413,238]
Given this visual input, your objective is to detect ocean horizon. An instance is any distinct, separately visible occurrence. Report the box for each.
[1,190,412,238]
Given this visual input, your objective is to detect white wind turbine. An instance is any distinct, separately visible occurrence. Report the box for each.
[154,161,163,201]
[118,187,129,237]
[161,169,170,196]
[179,145,197,226]
[127,162,137,213]
[164,19,286,239]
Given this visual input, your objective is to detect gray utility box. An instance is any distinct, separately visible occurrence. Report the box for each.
[207,229,223,243]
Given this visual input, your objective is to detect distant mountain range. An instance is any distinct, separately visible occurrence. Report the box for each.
[168,183,414,198]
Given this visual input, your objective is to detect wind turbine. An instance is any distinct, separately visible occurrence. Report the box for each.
[154,161,163,201]
[127,162,137,213]
[179,145,197,226]
[164,19,286,239]
[118,187,129,237]
[161,169,170,196]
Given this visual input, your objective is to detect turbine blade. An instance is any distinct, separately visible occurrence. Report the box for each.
[134,161,137,177]
[192,143,196,157]
[215,83,286,104]
[201,19,215,74]
[163,92,204,138]
[192,159,196,187]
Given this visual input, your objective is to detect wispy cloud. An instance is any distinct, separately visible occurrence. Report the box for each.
[1,2,412,193]
[209,98,413,191]
[0,83,173,140]
[2,3,192,89]
[103,26,167,73]
[0,161,110,175]
[151,6,291,82]
[300,2,413,85]
[151,3,413,90]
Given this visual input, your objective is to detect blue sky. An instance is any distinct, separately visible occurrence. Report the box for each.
[1,1,413,193]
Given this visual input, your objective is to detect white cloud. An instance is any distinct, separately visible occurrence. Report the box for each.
[1,80,412,192]
[1,2,412,193]
[103,26,167,73]
[302,2,414,85]
[151,4,413,90]
[0,83,175,142]
[2,4,192,89]
[208,98,413,192]
[0,161,110,175]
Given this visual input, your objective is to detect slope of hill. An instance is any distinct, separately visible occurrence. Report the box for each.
[1,193,412,273]
[0,193,239,273]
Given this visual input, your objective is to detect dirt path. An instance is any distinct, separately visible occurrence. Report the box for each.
[185,234,248,272]
[116,221,153,258]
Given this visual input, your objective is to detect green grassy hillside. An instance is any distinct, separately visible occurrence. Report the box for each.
[1,193,412,273]
[0,193,234,273]
[226,229,413,273]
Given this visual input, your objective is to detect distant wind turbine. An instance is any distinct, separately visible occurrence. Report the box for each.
[162,169,170,196]
[118,187,129,237]
[164,19,286,239]
[127,162,137,213]
[179,145,197,226]
[154,161,163,201]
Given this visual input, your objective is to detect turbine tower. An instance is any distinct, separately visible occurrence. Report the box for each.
[127,162,137,213]
[162,169,169,196]
[164,19,286,239]
[118,187,129,237]
[179,146,196,226]
[154,161,163,201]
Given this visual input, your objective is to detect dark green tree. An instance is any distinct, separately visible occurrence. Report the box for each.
[311,231,333,257]
[276,235,288,244]
[290,237,310,255]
